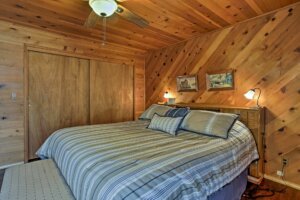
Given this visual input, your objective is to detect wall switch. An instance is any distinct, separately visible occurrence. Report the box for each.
[11,92,17,101]
[277,170,284,176]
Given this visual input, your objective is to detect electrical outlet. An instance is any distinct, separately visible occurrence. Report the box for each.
[283,158,288,166]
[277,170,284,176]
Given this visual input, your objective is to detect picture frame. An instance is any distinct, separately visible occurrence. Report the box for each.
[176,75,199,92]
[206,69,234,91]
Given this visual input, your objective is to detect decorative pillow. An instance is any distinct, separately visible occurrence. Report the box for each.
[139,104,172,120]
[165,107,190,118]
[148,114,183,135]
[180,110,239,139]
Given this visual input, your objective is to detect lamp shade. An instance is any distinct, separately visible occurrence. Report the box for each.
[89,0,118,17]
[244,89,256,100]
[164,91,170,99]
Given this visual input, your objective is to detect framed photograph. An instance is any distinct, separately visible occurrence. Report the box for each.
[206,69,234,91]
[176,75,199,92]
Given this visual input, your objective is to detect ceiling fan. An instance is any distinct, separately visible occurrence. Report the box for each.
[83,0,149,28]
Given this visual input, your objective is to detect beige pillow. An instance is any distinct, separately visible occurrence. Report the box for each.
[139,104,172,120]
[180,110,239,139]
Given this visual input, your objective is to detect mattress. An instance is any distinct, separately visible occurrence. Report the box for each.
[37,120,258,200]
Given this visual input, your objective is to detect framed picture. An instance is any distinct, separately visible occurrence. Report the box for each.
[176,75,199,92]
[206,69,234,91]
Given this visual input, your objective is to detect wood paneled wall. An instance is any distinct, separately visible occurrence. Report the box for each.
[0,42,24,167]
[0,20,145,167]
[145,4,300,188]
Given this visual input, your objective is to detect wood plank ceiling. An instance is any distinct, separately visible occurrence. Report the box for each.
[0,0,299,54]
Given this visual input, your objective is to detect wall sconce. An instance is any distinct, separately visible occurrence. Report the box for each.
[164,91,170,99]
[244,88,261,107]
[164,91,176,105]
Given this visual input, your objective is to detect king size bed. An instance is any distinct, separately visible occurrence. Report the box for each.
[36,104,261,200]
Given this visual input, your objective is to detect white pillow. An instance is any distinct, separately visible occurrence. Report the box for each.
[139,104,172,120]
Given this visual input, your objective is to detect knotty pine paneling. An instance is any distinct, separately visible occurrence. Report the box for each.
[145,4,300,188]
[0,41,24,167]
[0,0,299,51]
[0,20,145,167]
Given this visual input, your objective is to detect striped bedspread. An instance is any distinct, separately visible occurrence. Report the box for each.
[37,120,258,200]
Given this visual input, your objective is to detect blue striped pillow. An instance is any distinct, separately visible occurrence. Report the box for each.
[148,114,183,136]
[165,107,189,118]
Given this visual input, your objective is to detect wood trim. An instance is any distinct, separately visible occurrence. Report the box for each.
[26,45,136,66]
[24,45,29,163]
[174,103,261,111]
[264,174,300,191]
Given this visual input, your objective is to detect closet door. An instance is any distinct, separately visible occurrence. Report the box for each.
[28,51,89,159]
[90,60,134,124]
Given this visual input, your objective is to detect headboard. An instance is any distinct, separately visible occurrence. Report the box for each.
[174,103,265,184]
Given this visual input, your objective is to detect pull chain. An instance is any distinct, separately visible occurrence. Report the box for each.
[102,17,106,46]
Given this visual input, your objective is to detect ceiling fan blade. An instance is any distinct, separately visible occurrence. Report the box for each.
[115,4,149,28]
[84,11,100,28]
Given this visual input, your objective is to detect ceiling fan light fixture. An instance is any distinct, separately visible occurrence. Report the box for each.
[89,0,118,17]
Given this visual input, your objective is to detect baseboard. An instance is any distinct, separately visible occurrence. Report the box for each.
[264,174,300,191]
[0,162,24,170]
[248,175,263,185]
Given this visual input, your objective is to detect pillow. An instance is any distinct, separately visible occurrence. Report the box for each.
[139,104,172,120]
[180,110,239,139]
[165,107,189,118]
[148,114,183,135]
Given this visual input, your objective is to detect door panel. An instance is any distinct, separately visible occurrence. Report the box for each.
[28,51,89,159]
[90,60,134,124]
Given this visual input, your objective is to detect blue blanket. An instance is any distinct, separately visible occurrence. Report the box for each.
[37,120,258,200]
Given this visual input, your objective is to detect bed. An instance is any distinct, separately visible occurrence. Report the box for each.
[37,105,260,200]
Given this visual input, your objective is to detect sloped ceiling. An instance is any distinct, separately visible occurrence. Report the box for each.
[0,0,299,54]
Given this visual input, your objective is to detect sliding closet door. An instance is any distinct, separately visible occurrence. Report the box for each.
[90,60,134,124]
[28,51,89,159]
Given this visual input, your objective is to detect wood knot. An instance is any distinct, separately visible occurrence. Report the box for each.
[243,30,248,35]
[2,116,7,120]
[15,4,24,9]
[278,127,285,132]
[278,152,283,155]
[294,47,300,53]
[280,87,286,93]
[289,107,296,111]
[264,32,269,36]
[226,5,231,8]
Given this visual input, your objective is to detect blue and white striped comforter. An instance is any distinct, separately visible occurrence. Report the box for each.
[37,120,258,200]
